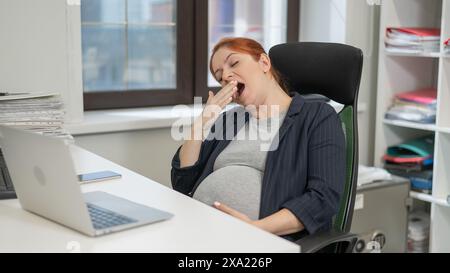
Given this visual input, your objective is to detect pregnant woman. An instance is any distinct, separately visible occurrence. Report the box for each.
[171,37,346,241]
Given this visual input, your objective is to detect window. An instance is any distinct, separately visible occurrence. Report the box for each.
[81,0,193,110]
[207,0,288,87]
[81,0,299,110]
[195,0,299,100]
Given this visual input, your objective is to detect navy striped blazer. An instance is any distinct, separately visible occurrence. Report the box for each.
[171,93,346,241]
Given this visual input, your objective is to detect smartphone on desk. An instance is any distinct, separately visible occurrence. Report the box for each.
[78,170,122,184]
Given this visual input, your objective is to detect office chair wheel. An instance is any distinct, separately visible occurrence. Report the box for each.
[354,239,366,252]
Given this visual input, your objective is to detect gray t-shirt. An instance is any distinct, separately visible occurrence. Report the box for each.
[193,109,286,220]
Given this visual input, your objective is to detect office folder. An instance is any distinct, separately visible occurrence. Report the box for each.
[384,162,429,172]
[384,105,436,124]
[387,27,440,40]
[395,88,437,105]
[384,135,434,165]
[385,27,441,53]
[385,88,437,124]
[383,154,432,164]
[410,177,432,191]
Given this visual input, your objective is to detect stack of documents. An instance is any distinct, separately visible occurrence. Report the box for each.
[0,93,72,139]
[383,135,434,193]
[408,211,430,253]
[357,165,392,186]
[385,88,437,124]
[385,27,441,53]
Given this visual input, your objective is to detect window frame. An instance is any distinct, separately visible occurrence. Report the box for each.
[82,0,299,110]
[194,0,300,101]
[83,0,195,110]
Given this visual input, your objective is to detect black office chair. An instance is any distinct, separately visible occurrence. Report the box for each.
[269,42,363,253]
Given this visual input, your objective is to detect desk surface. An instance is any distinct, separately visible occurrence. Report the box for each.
[0,146,300,253]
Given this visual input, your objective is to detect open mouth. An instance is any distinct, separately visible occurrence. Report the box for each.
[237,82,245,96]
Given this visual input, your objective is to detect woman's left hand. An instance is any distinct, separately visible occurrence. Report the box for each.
[213,201,305,236]
[213,201,253,225]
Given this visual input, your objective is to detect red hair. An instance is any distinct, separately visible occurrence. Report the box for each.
[209,37,289,94]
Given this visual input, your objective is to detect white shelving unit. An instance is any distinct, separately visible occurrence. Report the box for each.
[375,0,450,252]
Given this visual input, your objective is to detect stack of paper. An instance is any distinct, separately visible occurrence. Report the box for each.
[385,88,437,124]
[357,165,392,187]
[385,27,441,53]
[0,93,72,139]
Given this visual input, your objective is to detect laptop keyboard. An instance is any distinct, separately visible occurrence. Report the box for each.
[0,149,16,200]
[87,203,138,230]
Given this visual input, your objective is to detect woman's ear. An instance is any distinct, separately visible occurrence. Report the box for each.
[258,53,271,74]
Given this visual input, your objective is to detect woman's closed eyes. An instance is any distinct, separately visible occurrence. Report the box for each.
[219,61,240,84]
[216,59,240,84]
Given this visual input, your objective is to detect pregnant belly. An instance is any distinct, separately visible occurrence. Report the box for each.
[193,166,263,220]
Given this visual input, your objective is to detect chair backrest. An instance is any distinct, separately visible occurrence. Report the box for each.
[269,42,363,233]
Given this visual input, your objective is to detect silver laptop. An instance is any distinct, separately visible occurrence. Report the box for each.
[0,125,173,237]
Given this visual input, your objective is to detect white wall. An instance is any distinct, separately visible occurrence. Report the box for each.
[0,0,83,123]
[300,0,347,43]
[345,0,380,166]
[300,0,380,166]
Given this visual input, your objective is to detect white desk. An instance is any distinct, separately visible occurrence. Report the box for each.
[0,146,300,253]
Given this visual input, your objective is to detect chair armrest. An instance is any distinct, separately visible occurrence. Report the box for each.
[295,229,358,253]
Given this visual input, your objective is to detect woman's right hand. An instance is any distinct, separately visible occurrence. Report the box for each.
[199,80,238,126]
[180,81,238,167]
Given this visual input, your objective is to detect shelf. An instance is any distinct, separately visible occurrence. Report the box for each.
[377,0,449,253]
[438,127,450,134]
[383,119,437,132]
[385,49,442,58]
[410,191,450,207]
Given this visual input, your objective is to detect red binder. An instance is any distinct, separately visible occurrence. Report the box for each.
[387,27,441,38]
[395,88,437,105]
[383,154,432,164]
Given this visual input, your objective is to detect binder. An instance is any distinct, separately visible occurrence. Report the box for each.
[384,162,430,172]
[385,88,437,124]
[410,177,433,191]
[383,135,434,165]
[395,88,437,105]
[386,27,441,40]
[385,27,441,53]
[383,154,433,164]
